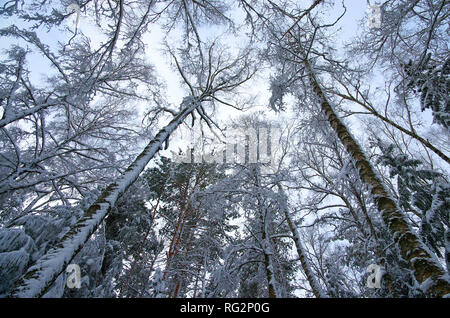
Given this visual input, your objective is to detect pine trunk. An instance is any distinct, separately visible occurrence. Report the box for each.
[304,59,450,297]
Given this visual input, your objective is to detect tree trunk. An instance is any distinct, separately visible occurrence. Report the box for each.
[10,97,201,298]
[277,183,327,298]
[304,58,450,297]
[254,167,280,298]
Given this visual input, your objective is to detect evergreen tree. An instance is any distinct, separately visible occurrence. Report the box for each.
[403,54,450,128]
[377,143,449,266]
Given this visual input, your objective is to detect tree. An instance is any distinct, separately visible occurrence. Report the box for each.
[376,142,449,270]
[10,35,254,297]
[286,109,414,297]
[403,54,450,129]
[145,157,228,298]
[346,0,450,162]
[261,4,450,296]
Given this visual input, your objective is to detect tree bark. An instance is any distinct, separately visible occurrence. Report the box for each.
[254,167,280,298]
[304,59,450,297]
[10,98,201,298]
[277,183,327,298]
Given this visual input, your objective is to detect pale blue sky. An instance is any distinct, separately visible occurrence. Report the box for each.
[0,0,372,159]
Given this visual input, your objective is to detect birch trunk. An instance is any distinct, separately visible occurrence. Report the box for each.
[10,97,201,298]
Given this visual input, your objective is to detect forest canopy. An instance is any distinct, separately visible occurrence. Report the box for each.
[0,0,449,298]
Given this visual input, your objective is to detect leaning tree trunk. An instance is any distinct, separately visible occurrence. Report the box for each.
[277,183,327,298]
[10,97,201,298]
[303,58,450,297]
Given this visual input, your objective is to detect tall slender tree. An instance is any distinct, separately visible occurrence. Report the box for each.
[262,5,450,296]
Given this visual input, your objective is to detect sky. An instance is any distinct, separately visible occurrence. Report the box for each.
[0,0,384,170]
[0,0,380,179]
[0,0,369,121]
[0,0,388,174]
[150,1,370,161]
